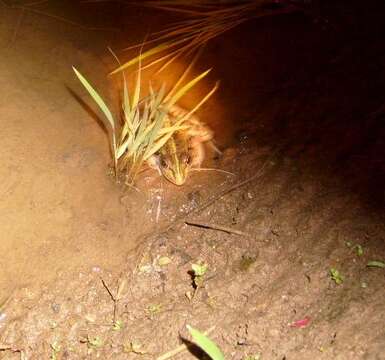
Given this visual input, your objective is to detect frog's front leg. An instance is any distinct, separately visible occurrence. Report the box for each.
[189,142,205,168]
[146,155,162,176]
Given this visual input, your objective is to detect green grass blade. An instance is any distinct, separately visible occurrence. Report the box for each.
[178,80,219,122]
[140,51,176,72]
[121,86,133,142]
[109,46,133,136]
[136,107,150,142]
[146,110,166,146]
[73,66,117,172]
[123,73,131,115]
[142,112,169,159]
[164,47,202,102]
[129,118,156,156]
[157,124,189,135]
[187,325,225,360]
[131,107,141,134]
[108,46,132,111]
[155,47,185,74]
[110,42,173,75]
[142,116,189,161]
[116,138,130,159]
[131,55,142,110]
[166,68,211,107]
[143,131,173,160]
[150,84,166,118]
[120,119,129,144]
[73,66,115,132]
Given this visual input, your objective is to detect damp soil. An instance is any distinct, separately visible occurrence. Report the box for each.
[1,1,384,359]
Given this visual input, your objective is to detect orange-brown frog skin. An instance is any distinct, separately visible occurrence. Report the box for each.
[148,104,214,186]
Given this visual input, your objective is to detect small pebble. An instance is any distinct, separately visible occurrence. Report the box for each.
[92,266,102,273]
[51,303,61,313]
[0,312,7,322]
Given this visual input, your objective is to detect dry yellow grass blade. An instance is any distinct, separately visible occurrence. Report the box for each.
[136,3,209,16]
[114,1,297,74]
[175,80,220,124]
[139,52,175,72]
[113,34,198,75]
[154,47,187,74]
[164,50,200,103]
[166,68,212,107]
[110,42,173,75]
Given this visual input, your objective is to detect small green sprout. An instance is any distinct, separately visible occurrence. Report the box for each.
[238,254,257,272]
[50,342,61,360]
[147,303,162,315]
[346,242,364,256]
[367,260,385,268]
[355,244,363,256]
[330,268,344,285]
[191,262,208,288]
[158,256,172,266]
[87,336,103,349]
[113,319,124,331]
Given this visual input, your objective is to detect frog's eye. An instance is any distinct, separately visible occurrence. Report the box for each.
[160,158,169,169]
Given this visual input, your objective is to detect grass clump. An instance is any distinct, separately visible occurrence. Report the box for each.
[73,49,218,185]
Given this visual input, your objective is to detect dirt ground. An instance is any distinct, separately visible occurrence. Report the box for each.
[1,1,384,359]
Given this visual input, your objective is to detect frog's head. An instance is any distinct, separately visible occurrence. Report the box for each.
[159,152,192,186]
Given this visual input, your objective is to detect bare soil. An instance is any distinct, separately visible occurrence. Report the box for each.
[1,1,384,359]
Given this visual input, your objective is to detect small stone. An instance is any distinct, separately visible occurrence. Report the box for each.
[51,303,61,313]
[92,266,102,273]
[0,312,7,322]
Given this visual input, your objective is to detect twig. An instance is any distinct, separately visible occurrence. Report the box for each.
[100,277,118,324]
[0,344,24,358]
[156,326,215,360]
[100,278,115,300]
[185,221,251,237]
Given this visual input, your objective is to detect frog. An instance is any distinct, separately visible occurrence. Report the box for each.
[147,104,215,186]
